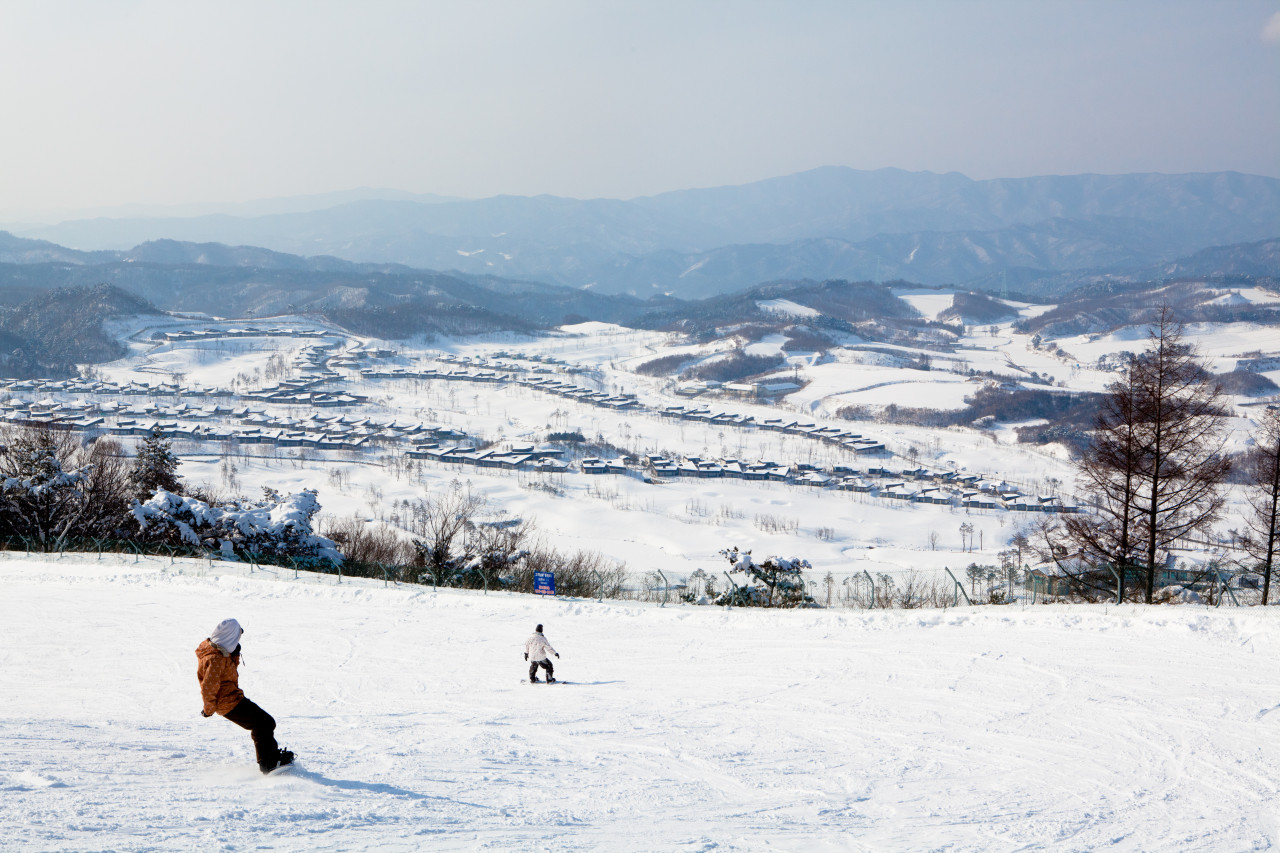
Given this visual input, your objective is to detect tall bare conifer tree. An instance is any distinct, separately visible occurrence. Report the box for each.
[1129,309,1230,601]
[1060,363,1147,600]
[1244,408,1280,603]
[1061,307,1230,602]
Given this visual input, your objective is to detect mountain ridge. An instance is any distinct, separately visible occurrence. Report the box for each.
[12,167,1278,297]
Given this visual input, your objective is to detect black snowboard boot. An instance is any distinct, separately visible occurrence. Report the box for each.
[262,748,295,774]
[529,677,542,683]
[546,676,557,683]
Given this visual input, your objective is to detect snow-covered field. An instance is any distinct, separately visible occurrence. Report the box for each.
[6,555,1280,852]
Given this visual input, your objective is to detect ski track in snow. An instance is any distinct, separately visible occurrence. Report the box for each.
[4,556,1280,851]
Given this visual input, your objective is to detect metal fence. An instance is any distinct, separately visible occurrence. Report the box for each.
[0,546,1262,609]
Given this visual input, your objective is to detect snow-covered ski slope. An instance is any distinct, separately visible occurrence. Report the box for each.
[6,555,1280,852]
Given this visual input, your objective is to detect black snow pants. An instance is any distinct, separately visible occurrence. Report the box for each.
[529,658,554,681]
[224,697,280,771]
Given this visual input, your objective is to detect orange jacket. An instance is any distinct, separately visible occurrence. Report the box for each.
[196,638,245,716]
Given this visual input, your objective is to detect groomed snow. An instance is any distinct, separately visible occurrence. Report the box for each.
[6,555,1280,852]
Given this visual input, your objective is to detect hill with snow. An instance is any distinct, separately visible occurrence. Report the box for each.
[5,554,1280,852]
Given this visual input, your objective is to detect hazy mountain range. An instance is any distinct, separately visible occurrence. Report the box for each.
[9,167,1278,299]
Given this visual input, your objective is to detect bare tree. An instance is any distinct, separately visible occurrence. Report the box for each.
[1128,310,1230,602]
[323,516,414,566]
[1243,408,1280,604]
[1058,357,1148,600]
[1059,309,1230,603]
[79,437,134,539]
[406,482,486,584]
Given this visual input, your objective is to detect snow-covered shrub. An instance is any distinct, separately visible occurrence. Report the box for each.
[0,427,133,549]
[131,487,342,566]
[716,547,816,608]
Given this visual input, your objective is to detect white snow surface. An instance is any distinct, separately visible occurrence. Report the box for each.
[757,299,821,319]
[6,555,1280,852]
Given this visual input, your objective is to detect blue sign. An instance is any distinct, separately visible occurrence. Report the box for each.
[534,571,556,596]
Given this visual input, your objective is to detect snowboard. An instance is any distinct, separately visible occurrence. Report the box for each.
[523,679,568,684]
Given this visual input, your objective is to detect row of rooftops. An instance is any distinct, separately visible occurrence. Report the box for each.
[436,351,575,370]
[408,444,569,472]
[0,398,457,448]
[401,446,1074,511]
[0,375,368,409]
[0,378,202,396]
[655,407,886,452]
[154,327,329,342]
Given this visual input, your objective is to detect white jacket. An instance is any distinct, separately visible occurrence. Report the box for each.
[525,633,557,661]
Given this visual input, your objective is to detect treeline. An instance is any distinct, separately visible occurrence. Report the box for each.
[939,291,1018,324]
[0,284,158,378]
[838,386,1103,451]
[683,352,786,384]
[635,348,787,384]
[631,279,926,340]
[1016,279,1280,338]
[323,299,539,340]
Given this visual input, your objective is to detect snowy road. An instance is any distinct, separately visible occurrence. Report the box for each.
[4,556,1280,851]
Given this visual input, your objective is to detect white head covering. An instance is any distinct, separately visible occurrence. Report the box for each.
[210,618,243,654]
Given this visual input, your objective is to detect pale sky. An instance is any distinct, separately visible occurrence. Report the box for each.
[1,0,1277,220]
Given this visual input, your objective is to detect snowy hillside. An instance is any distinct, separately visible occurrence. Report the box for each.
[6,555,1280,851]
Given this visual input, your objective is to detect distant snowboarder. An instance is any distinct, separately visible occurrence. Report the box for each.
[196,618,294,774]
[524,623,560,683]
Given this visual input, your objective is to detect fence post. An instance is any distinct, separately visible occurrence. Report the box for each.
[944,567,972,606]
[1216,572,1240,607]
[1107,565,1123,605]
[593,569,604,603]
[658,570,669,607]
[863,570,876,609]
